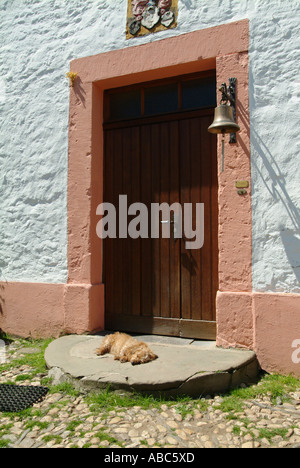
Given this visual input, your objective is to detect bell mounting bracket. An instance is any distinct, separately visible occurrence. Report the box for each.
[219,78,237,144]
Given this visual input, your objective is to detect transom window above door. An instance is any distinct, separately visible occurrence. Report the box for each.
[104,72,216,123]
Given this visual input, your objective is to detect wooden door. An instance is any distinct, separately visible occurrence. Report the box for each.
[103,109,218,340]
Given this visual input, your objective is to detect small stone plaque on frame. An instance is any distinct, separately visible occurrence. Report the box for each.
[126,0,178,39]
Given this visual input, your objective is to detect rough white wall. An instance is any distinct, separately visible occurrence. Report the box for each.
[0,0,129,283]
[0,0,299,291]
[248,4,300,293]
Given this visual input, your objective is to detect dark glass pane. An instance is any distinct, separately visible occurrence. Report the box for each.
[182,77,216,110]
[144,83,178,116]
[109,89,141,121]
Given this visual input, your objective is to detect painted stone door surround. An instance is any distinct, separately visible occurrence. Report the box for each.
[67,19,251,340]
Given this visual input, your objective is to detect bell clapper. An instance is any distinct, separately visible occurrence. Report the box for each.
[221,132,225,172]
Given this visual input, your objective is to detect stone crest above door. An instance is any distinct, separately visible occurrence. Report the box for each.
[126,0,178,39]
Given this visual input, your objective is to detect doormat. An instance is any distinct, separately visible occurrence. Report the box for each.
[0,384,49,412]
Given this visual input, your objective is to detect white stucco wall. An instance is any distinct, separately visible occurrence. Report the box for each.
[0,0,299,291]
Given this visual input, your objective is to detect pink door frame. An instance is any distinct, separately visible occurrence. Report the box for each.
[67,19,252,340]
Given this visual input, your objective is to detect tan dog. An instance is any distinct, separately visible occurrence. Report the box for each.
[95,332,158,365]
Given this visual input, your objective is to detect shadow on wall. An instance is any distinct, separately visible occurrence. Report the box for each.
[250,125,300,285]
[0,283,5,317]
[280,229,300,283]
[73,76,86,108]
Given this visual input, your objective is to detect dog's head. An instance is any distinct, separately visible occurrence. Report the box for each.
[130,348,158,365]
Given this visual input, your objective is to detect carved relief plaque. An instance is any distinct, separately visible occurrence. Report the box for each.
[126,0,178,39]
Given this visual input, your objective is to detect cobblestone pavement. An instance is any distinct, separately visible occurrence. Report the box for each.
[1,339,300,449]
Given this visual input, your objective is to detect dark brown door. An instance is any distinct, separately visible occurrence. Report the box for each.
[103,109,218,340]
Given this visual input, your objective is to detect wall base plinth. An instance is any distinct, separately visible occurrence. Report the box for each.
[0,281,104,338]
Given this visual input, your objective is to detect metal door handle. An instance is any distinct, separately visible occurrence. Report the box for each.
[160,214,176,239]
[160,218,175,224]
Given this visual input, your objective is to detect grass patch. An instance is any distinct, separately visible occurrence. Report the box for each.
[85,386,207,419]
[94,428,123,446]
[24,420,49,431]
[259,427,289,442]
[0,439,10,448]
[232,425,241,436]
[0,336,53,377]
[86,387,162,413]
[0,406,37,420]
[42,434,63,445]
[215,396,244,416]
[66,419,82,433]
[139,439,149,446]
[173,396,208,418]
[0,422,13,444]
[214,372,300,416]
[229,373,299,401]
[15,374,33,382]
[9,338,53,375]
[49,382,80,397]
[0,330,13,345]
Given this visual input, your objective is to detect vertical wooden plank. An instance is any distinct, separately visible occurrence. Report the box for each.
[151,123,161,318]
[160,122,171,318]
[122,127,132,316]
[200,116,213,321]
[113,128,123,316]
[169,120,181,319]
[180,119,191,320]
[140,124,152,317]
[209,122,218,321]
[189,117,202,321]
[130,126,141,316]
[103,129,114,316]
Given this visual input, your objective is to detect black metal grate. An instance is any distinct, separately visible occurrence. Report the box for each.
[0,384,49,412]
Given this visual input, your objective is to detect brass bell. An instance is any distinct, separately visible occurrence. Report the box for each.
[208,104,240,135]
